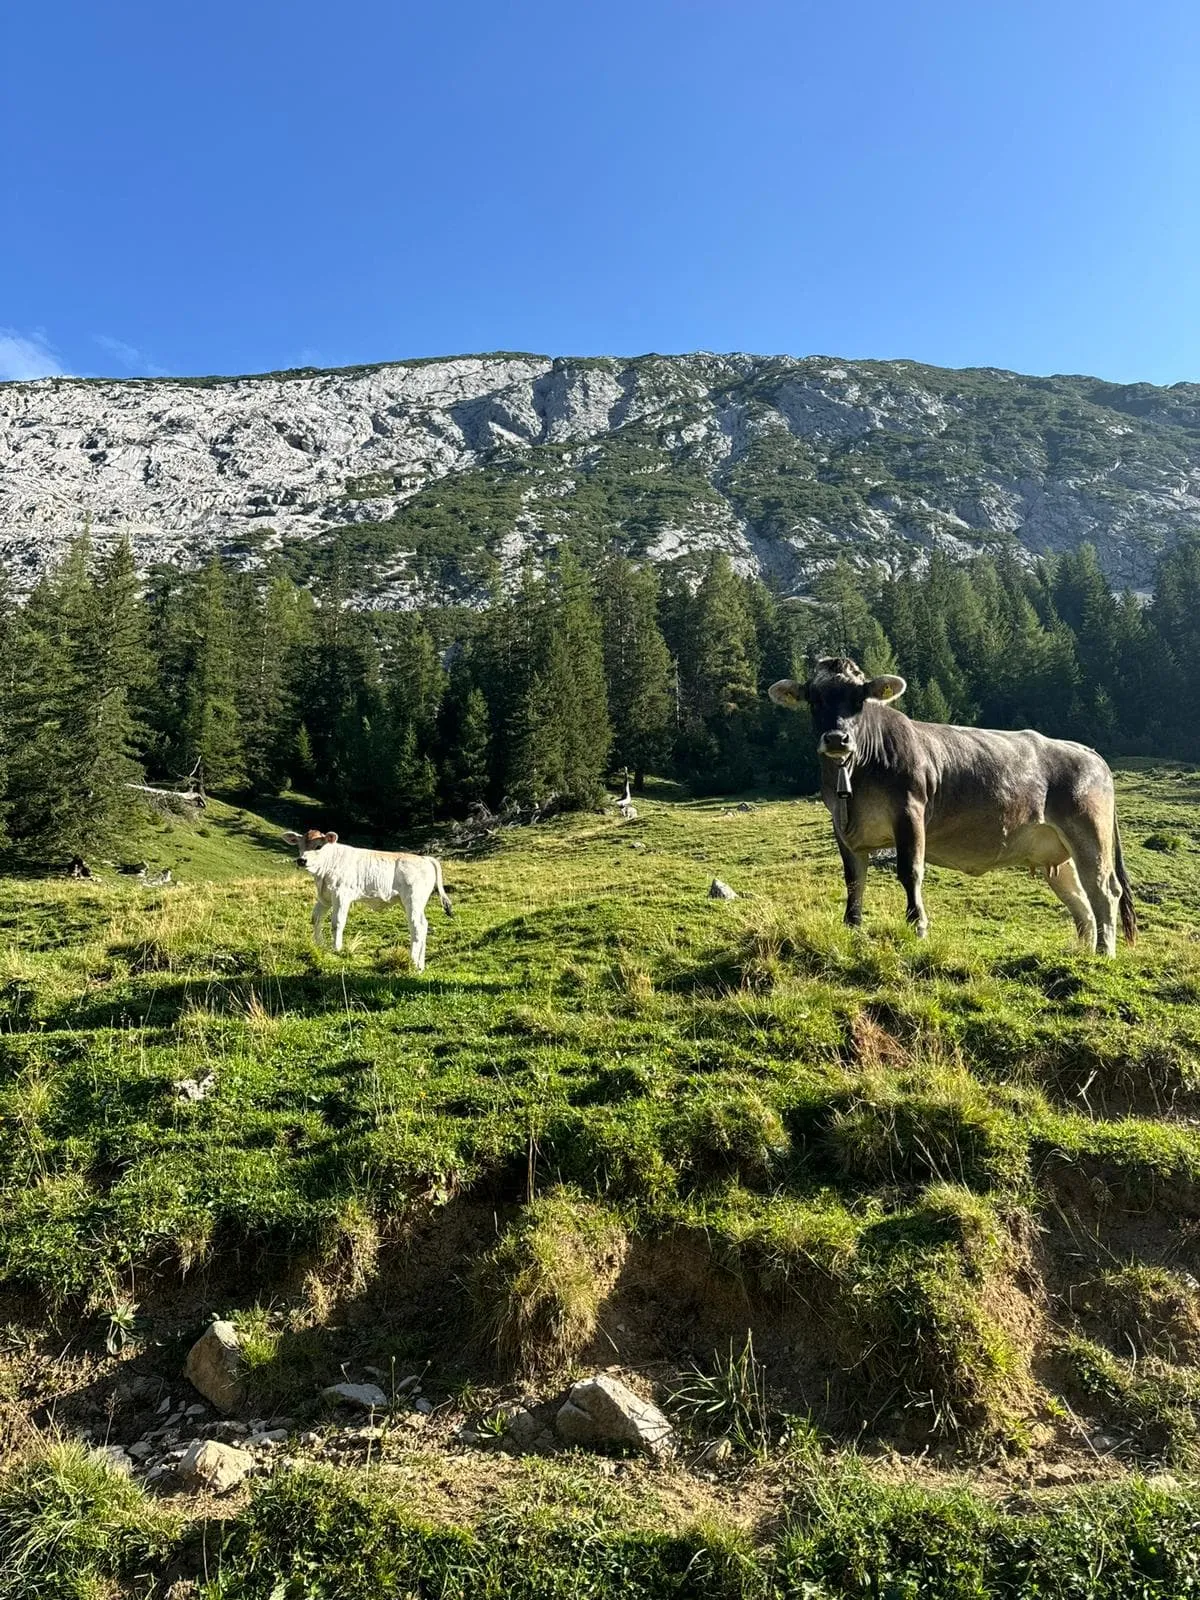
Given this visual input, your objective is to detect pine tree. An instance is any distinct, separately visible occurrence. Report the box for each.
[438,651,491,813]
[553,549,611,805]
[178,561,246,789]
[595,553,671,787]
[0,565,17,846]
[6,531,149,855]
[236,573,314,794]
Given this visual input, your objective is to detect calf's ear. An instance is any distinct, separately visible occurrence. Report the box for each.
[282,831,303,845]
[768,679,807,710]
[867,675,907,702]
[324,831,339,844]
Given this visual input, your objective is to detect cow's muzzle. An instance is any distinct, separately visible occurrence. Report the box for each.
[818,735,853,759]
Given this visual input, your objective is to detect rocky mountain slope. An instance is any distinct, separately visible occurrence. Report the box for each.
[3,351,1200,602]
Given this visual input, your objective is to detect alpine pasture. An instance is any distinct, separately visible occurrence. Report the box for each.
[5,768,1200,1595]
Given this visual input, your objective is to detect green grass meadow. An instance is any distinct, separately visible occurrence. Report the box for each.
[5,766,1200,1594]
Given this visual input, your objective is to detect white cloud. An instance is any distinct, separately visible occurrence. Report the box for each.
[0,328,65,380]
[94,333,171,378]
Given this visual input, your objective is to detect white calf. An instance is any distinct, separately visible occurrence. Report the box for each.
[283,829,453,971]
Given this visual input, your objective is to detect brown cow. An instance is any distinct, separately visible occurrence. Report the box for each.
[769,657,1136,955]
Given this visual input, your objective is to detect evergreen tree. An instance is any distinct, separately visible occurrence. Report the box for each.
[6,532,149,855]
[438,650,491,813]
[0,565,16,845]
[236,573,314,794]
[595,552,671,787]
[178,561,246,789]
[552,549,611,805]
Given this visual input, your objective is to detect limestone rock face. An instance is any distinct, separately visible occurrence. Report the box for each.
[184,1320,244,1414]
[4,355,1200,601]
[177,1438,255,1492]
[555,1374,673,1457]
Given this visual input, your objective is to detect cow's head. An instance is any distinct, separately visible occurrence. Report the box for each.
[769,657,907,761]
[282,829,339,872]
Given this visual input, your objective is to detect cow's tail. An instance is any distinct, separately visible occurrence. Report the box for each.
[1114,816,1137,945]
[432,857,454,917]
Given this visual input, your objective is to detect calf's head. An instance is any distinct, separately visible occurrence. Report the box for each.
[282,829,339,873]
[769,657,906,760]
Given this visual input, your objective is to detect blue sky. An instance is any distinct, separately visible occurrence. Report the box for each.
[2,0,1197,384]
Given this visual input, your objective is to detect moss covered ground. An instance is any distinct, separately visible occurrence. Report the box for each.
[4,766,1200,1593]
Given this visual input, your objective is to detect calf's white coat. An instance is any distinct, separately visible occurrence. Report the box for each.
[284,830,452,970]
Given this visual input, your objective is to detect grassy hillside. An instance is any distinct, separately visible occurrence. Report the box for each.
[4,770,1200,1594]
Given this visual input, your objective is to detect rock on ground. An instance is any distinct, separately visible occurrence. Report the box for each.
[92,1444,134,1476]
[177,1438,255,1492]
[185,1320,245,1414]
[709,879,737,900]
[322,1381,388,1411]
[556,1374,673,1457]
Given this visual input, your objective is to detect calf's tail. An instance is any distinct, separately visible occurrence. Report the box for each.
[432,857,454,917]
[1114,816,1137,945]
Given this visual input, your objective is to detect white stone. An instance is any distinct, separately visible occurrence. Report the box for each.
[555,1374,673,1457]
[322,1382,388,1411]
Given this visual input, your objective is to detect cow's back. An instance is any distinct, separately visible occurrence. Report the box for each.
[847,710,1115,873]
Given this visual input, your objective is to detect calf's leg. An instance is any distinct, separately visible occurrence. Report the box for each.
[331,898,351,953]
[401,882,430,971]
[312,898,327,945]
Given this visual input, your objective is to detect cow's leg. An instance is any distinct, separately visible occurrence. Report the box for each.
[330,898,351,954]
[1043,860,1098,951]
[311,897,327,945]
[837,836,869,928]
[894,806,929,937]
[1056,821,1118,957]
[1079,852,1119,958]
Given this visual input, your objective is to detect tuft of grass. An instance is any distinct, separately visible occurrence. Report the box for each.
[0,1441,178,1600]
[1059,1334,1200,1464]
[669,1088,790,1190]
[1077,1263,1200,1362]
[474,1189,627,1375]
[1144,832,1185,852]
[824,1065,1028,1192]
[670,1332,772,1454]
[844,1185,1022,1434]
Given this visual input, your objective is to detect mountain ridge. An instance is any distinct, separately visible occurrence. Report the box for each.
[4,350,1200,602]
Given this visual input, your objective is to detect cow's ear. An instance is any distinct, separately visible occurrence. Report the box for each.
[324,831,339,844]
[768,678,807,710]
[867,675,907,702]
[282,831,303,845]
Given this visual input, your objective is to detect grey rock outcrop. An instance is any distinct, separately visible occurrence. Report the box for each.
[4,354,1200,601]
[184,1320,244,1414]
[555,1374,673,1456]
[709,879,738,900]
